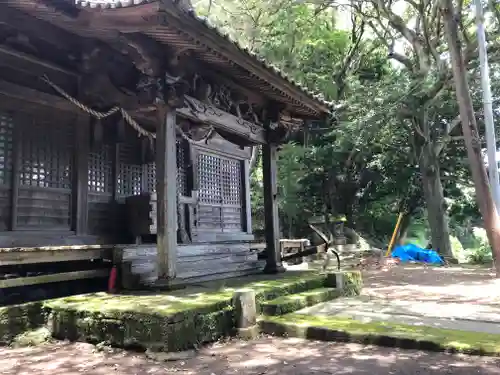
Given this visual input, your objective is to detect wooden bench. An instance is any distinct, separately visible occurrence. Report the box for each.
[281,217,341,270]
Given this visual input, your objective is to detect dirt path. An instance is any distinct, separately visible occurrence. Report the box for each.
[361,264,500,305]
[2,337,500,375]
[3,264,500,374]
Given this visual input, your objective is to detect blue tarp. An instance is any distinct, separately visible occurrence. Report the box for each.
[391,243,444,265]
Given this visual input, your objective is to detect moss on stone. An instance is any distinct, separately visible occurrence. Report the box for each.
[47,305,233,352]
[10,327,52,347]
[1,271,361,352]
[341,271,363,296]
[44,272,331,352]
[251,274,329,314]
[261,288,340,316]
[0,302,48,344]
[260,314,500,356]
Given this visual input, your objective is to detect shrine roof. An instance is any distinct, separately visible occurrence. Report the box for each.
[5,0,332,118]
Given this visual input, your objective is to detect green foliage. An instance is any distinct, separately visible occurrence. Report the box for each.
[444,228,493,264]
[450,235,466,263]
[465,228,493,264]
[277,143,308,236]
[467,244,493,265]
[404,217,430,248]
[194,0,500,250]
[250,156,264,236]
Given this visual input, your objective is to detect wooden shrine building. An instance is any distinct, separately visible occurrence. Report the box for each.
[0,0,331,287]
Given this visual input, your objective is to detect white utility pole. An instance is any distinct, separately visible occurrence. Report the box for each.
[475,0,500,211]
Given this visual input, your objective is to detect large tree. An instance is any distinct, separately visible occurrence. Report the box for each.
[312,0,500,260]
[195,0,500,262]
[441,0,500,274]
[197,0,397,230]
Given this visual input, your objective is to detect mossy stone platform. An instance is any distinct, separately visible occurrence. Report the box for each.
[0,271,362,351]
[259,314,500,356]
[260,288,341,316]
[0,302,49,343]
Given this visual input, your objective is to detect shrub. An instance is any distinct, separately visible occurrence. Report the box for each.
[466,244,493,264]
[463,227,492,264]
[450,235,466,263]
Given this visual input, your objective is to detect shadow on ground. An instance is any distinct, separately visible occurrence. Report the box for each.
[1,337,500,375]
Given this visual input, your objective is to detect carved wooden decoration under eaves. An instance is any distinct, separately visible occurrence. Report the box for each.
[135,68,266,126]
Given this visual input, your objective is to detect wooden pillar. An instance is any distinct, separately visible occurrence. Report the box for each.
[72,115,90,235]
[156,105,178,281]
[262,141,285,274]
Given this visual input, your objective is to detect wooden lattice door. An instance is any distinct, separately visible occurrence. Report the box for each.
[17,117,74,230]
[196,151,243,233]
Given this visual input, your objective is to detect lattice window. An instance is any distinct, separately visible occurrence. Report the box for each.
[140,140,188,195]
[222,159,241,205]
[118,164,143,196]
[145,162,156,193]
[19,119,72,189]
[117,142,143,196]
[198,153,222,204]
[0,113,13,185]
[197,151,243,231]
[88,145,113,193]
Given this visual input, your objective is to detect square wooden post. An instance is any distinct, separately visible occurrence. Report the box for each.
[72,114,90,235]
[262,141,285,274]
[156,105,178,281]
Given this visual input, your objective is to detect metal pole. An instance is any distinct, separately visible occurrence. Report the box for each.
[475,0,500,211]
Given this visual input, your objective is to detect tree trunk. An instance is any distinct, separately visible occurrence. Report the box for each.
[420,143,453,258]
[442,1,500,275]
[397,186,422,245]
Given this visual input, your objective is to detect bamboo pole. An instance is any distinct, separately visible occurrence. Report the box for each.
[385,212,404,257]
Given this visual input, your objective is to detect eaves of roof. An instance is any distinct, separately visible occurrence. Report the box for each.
[74,0,334,116]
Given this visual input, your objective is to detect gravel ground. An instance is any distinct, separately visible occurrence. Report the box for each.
[1,337,500,375]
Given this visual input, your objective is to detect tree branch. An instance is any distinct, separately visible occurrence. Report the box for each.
[375,0,429,73]
[365,20,414,70]
[447,114,462,134]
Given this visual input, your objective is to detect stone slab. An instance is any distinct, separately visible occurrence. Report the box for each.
[297,297,500,335]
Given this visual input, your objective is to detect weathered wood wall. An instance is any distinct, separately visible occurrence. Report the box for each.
[0,107,253,249]
[18,115,73,229]
[120,242,264,286]
[0,109,75,233]
[0,49,256,290]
